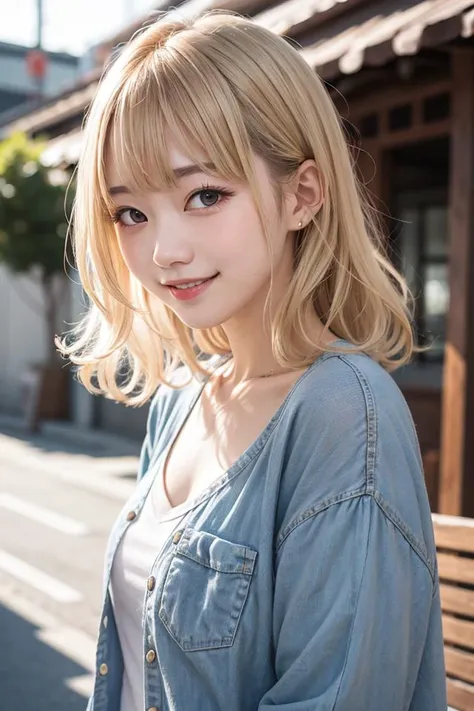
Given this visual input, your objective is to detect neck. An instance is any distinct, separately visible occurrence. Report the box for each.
[214,244,334,384]
[220,301,331,384]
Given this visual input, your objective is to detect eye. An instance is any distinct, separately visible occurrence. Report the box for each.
[186,187,234,211]
[113,208,147,227]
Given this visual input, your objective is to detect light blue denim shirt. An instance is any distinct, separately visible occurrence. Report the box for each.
[88,345,447,711]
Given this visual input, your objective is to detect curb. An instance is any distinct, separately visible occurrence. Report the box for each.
[0,413,142,457]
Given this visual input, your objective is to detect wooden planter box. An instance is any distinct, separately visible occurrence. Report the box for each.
[21,363,69,429]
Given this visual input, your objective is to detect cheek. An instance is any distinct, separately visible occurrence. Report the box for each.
[117,235,148,279]
[229,210,284,277]
[220,201,269,260]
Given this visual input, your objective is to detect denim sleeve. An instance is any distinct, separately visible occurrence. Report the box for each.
[258,494,437,711]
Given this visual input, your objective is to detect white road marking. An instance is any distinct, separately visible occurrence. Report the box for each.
[1,443,135,502]
[0,493,88,535]
[66,674,94,698]
[0,579,95,698]
[0,550,82,603]
[38,626,96,670]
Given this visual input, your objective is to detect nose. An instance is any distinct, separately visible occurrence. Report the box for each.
[152,225,194,269]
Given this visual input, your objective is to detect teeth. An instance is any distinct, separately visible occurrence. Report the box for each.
[173,279,207,290]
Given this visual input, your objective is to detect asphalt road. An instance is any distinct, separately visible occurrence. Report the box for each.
[0,420,140,711]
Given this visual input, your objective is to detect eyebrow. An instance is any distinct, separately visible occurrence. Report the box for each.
[108,162,217,196]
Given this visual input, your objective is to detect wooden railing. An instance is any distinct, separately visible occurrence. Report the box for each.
[433,513,474,710]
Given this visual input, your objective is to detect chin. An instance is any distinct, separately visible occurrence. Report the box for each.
[170,304,236,331]
[175,314,227,330]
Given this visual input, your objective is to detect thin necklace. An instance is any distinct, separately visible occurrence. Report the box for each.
[204,355,293,420]
[257,367,292,378]
[214,353,293,381]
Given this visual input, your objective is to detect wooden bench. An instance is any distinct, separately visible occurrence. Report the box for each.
[432,513,474,710]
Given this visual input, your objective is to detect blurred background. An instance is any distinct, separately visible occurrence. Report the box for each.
[0,0,474,709]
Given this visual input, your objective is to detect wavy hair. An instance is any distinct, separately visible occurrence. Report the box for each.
[57,11,415,405]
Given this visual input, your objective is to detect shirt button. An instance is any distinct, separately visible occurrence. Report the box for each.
[146,649,156,664]
[147,576,156,592]
[99,663,108,675]
[126,511,137,521]
[172,530,183,544]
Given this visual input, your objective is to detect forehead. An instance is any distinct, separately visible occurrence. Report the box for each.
[105,129,210,189]
[100,112,277,216]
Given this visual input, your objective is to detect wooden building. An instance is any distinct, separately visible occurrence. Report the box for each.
[284,0,474,518]
[1,0,474,515]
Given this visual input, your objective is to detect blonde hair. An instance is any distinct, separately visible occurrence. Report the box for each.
[58,11,415,406]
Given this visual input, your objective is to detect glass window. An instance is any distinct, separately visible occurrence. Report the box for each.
[424,207,448,258]
[422,263,449,360]
[398,207,420,297]
[394,196,449,361]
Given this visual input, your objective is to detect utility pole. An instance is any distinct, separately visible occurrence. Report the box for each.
[37,0,43,49]
[27,0,47,97]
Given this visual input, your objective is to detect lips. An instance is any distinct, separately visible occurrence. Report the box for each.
[166,273,219,301]
[164,273,218,288]
[172,277,212,290]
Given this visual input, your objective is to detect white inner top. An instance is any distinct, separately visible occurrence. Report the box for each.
[110,469,187,711]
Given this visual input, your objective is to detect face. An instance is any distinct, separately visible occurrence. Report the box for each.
[105,135,296,331]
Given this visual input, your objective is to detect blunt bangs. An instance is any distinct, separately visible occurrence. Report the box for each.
[98,42,257,212]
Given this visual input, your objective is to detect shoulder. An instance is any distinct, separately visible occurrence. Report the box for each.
[277,348,435,564]
[285,347,413,459]
[301,346,408,414]
[286,346,424,498]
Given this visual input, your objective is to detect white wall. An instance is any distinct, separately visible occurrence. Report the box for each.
[68,272,148,440]
[68,273,96,428]
[0,265,147,440]
[0,265,70,414]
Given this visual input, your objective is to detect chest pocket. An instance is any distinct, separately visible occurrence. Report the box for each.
[159,527,258,652]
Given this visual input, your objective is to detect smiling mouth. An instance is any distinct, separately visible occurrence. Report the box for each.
[172,278,212,290]
[164,273,219,300]
[164,274,219,290]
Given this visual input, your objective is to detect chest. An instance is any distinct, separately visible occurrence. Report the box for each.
[162,383,288,508]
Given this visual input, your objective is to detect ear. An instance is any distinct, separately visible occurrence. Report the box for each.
[283,160,324,231]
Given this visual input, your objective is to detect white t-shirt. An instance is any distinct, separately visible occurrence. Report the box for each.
[110,470,188,711]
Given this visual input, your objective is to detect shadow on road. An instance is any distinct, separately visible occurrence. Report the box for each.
[0,420,141,459]
[0,601,90,711]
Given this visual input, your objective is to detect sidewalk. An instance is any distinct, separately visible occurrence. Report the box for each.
[0,413,141,457]
[0,413,141,501]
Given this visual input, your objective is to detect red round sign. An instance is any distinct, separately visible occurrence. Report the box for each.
[26,49,48,79]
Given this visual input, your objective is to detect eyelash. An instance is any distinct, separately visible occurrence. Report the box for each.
[109,184,235,229]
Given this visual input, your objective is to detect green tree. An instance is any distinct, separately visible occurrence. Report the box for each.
[0,131,74,363]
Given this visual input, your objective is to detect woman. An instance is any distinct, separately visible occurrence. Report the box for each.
[59,11,447,711]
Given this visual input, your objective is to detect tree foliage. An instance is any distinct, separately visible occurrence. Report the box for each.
[0,131,75,365]
[0,131,74,277]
